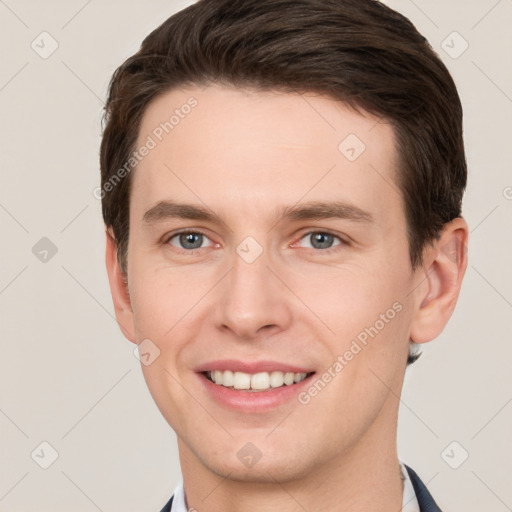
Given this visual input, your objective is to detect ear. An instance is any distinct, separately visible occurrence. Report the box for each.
[410,217,469,344]
[105,228,136,343]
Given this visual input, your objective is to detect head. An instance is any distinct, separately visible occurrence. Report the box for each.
[101,0,468,485]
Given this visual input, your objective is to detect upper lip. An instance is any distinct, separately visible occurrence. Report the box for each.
[194,359,315,374]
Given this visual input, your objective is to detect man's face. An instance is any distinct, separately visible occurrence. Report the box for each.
[123,85,421,481]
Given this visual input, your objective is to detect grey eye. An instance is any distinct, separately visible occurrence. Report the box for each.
[307,232,338,249]
[170,232,207,250]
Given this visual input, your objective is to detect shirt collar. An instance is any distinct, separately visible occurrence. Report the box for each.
[399,459,421,512]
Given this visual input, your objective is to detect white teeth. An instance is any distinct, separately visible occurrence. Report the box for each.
[294,372,305,383]
[251,372,270,390]
[233,371,251,390]
[284,372,295,386]
[222,370,234,387]
[207,370,309,391]
[270,371,284,388]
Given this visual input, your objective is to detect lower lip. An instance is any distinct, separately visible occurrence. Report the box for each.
[198,372,315,412]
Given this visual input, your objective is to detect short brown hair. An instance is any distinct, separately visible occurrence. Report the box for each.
[100,0,467,365]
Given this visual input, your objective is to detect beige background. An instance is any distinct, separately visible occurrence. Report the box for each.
[0,0,511,510]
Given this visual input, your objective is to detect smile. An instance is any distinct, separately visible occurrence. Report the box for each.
[204,370,311,391]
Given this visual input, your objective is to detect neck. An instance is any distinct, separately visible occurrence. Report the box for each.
[177,397,403,512]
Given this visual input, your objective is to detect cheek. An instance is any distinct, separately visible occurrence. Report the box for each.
[293,262,407,346]
[292,259,413,415]
[293,283,411,450]
[128,264,203,341]
[129,269,200,429]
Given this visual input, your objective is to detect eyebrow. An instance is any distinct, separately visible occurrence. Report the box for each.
[142,200,374,228]
[279,201,374,224]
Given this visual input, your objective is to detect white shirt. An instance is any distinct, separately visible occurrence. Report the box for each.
[170,459,420,511]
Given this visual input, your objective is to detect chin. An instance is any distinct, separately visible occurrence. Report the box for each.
[197,444,317,484]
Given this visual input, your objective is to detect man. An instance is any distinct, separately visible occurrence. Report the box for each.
[100,1,468,510]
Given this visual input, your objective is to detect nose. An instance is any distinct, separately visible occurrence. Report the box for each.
[214,246,293,340]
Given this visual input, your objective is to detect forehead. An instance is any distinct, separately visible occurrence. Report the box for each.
[131,84,402,230]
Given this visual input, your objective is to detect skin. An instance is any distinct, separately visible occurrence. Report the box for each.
[105,84,468,511]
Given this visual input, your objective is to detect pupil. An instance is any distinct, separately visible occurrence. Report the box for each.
[311,233,333,249]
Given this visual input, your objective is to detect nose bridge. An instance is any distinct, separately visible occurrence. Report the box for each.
[215,238,292,338]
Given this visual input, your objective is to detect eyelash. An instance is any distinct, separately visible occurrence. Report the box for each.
[164,229,348,254]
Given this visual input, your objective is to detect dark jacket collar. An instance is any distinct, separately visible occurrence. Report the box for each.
[160,494,173,512]
[404,464,442,512]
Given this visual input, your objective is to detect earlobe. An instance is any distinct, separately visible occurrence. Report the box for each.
[105,228,136,343]
[410,217,469,344]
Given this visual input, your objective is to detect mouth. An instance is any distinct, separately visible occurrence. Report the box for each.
[202,370,314,392]
[195,360,316,411]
